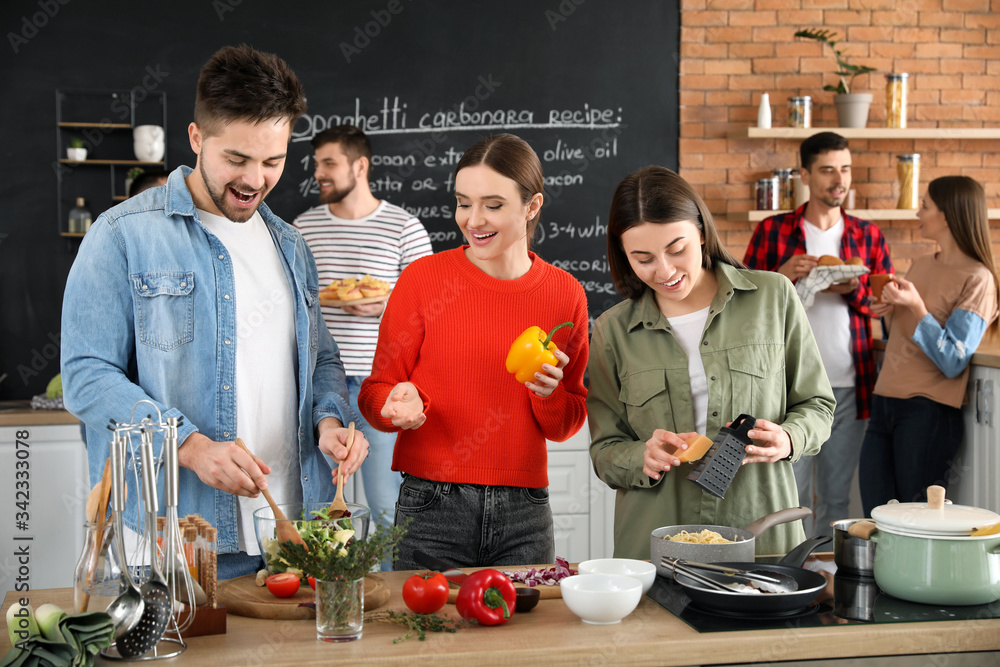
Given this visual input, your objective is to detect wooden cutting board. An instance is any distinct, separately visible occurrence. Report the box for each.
[218,574,389,620]
[441,566,567,603]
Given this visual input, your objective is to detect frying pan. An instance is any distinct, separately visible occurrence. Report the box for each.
[669,535,831,615]
[651,506,813,577]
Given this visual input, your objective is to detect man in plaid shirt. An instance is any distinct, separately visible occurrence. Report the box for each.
[744,132,893,537]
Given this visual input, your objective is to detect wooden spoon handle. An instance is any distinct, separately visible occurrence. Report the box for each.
[338,422,356,487]
[233,437,286,521]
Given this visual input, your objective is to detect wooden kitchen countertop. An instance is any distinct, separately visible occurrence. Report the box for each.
[3,572,999,666]
[0,401,79,427]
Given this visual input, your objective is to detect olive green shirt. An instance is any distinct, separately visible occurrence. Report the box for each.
[588,262,835,559]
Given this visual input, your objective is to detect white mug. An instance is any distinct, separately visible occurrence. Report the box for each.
[133,125,165,162]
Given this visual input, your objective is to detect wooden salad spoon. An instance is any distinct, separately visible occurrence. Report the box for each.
[234,437,306,549]
[328,422,355,519]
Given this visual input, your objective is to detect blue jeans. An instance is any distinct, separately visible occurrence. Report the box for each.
[346,377,400,547]
[393,474,554,571]
[218,552,264,580]
[859,395,964,516]
[793,386,867,538]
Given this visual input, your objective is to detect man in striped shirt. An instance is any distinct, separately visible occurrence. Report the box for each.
[294,126,432,559]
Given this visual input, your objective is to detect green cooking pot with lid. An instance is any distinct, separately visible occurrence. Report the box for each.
[849,486,1000,606]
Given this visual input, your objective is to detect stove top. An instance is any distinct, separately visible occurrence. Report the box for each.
[647,573,1000,633]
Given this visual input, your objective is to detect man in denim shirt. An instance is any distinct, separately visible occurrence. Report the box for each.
[61,45,369,579]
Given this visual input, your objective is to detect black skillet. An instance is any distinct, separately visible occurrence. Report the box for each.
[671,535,831,615]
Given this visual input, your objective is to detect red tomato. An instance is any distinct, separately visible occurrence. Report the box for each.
[402,572,450,614]
[308,576,316,590]
[265,573,301,598]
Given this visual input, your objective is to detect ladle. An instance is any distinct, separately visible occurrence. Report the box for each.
[105,432,145,643]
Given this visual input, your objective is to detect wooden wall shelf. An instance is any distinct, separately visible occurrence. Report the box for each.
[732,208,1000,222]
[729,127,1000,140]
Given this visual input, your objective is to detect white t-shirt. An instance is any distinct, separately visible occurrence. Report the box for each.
[666,306,711,436]
[802,217,855,387]
[198,209,300,555]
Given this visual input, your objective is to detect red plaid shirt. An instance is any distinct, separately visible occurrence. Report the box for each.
[743,205,894,420]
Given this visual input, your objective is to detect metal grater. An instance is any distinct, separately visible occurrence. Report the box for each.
[687,414,757,499]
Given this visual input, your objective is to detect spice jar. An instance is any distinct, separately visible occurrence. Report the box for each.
[886,73,909,129]
[788,96,812,128]
[774,168,795,210]
[896,154,920,209]
[755,177,779,211]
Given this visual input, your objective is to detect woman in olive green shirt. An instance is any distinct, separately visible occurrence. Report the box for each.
[588,167,835,559]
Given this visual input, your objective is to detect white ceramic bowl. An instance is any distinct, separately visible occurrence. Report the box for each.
[560,574,643,625]
[578,558,657,594]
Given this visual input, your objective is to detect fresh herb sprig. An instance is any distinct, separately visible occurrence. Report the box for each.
[275,516,409,582]
[367,610,466,642]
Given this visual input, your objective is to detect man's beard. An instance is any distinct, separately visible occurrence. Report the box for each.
[319,173,356,205]
[200,160,265,222]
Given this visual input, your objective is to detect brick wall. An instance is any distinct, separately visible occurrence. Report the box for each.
[678,0,1000,271]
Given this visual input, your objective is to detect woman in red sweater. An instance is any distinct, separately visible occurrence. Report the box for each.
[359,134,589,569]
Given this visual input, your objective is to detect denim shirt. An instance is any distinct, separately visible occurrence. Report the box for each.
[61,166,354,553]
[587,262,835,559]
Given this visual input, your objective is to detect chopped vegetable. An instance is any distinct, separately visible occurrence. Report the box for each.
[255,568,270,587]
[455,569,517,626]
[2,603,113,667]
[504,557,577,587]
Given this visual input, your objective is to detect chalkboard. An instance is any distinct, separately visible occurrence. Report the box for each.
[0,0,679,400]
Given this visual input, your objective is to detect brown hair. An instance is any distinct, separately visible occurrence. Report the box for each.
[311,125,373,180]
[607,166,743,300]
[455,134,544,244]
[194,44,306,137]
[800,131,849,171]
[927,175,1000,337]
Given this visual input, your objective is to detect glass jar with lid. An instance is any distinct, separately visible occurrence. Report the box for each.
[755,177,779,211]
[788,96,812,128]
[896,154,920,209]
[886,73,909,128]
[773,168,795,210]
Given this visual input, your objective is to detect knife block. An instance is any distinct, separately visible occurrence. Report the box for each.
[165,604,227,639]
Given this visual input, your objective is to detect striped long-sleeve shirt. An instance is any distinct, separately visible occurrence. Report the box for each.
[294,201,433,376]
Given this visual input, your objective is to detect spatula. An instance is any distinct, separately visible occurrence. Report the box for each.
[328,422,355,519]
[78,456,112,613]
[234,437,306,549]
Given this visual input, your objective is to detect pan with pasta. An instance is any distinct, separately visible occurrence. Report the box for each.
[650,507,812,577]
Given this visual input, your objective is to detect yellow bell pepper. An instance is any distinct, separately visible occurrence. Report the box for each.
[505,322,574,384]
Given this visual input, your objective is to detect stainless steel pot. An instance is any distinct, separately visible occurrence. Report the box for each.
[832,518,875,577]
[650,506,811,578]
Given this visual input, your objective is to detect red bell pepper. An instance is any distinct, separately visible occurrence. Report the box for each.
[455,569,516,626]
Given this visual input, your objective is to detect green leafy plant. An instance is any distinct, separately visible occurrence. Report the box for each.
[126,167,145,180]
[795,29,876,94]
[68,137,86,149]
[274,513,409,582]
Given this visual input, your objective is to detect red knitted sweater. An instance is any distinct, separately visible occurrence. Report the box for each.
[358,248,589,487]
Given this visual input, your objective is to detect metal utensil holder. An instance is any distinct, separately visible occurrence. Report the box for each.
[102,400,187,661]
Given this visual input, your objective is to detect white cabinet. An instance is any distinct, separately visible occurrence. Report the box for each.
[955,364,1000,513]
[0,424,89,599]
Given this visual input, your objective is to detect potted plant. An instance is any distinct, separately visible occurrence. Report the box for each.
[795,28,877,128]
[124,167,145,197]
[66,137,88,161]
